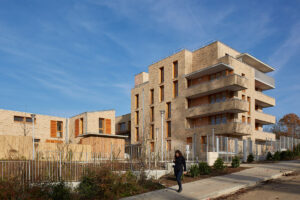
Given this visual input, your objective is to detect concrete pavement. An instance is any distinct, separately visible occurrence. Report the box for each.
[123,160,300,200]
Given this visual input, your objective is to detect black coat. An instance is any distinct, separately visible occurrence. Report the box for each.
[174,156,186,171]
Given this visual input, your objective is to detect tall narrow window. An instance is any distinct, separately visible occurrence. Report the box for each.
[166,102,171,119]
[160,85,164,102]
[150,124,154,140]
[247,97,251,114]
[135,127,139,142]
[80,118,84,134]
[166,140,171,151]
[167,121,171,137]
[150,106,154,122]
[135,94,139,109]
[242,115,246,123]
[173,61,178,78]
[173,81,178,98]
[99,118,104,133]
[135,111,139,125]
[159,67,164,83]
[56,121,63,138]
[150,142,154,152]
[247,117,251,124]
[150,89,154,104]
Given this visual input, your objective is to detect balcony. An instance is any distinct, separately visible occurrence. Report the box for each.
[255,69,275,90]
[186,122,251,136]
[237,53,275,73]
[255,91,275,108]
[253,130,276,141]
[255,111,276,125]
[185,74,248,98]
[186,98,248,118]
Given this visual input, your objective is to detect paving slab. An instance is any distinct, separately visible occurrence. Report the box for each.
[122,160,300,200]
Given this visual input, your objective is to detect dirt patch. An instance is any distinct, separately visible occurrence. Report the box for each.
[213,170,300,200]
[159,167,249,187]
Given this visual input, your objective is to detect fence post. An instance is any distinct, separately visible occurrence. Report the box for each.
[216,137,219,153]
[243,140,247,162]
[59,151,62,180]
[225,137,228,162]
[234,139,238,154]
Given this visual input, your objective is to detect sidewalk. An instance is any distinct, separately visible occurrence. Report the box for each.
[123,160,300,200]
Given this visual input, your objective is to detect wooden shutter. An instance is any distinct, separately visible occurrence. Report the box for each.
[105,119,111,134]
[50,120,57,138]
[75,119,79,137]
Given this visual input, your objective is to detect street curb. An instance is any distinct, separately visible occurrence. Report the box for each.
[200,170,294,200]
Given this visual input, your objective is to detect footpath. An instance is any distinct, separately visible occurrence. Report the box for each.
[123,160,300,200]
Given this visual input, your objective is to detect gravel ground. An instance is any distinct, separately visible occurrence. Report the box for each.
[214,170,300,200]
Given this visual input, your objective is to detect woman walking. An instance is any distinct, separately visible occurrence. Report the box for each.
[173,150,186,193]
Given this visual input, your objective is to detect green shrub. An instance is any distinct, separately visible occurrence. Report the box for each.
[286,150,294,160]
[189,164,200,177]
[213,158,225,171]
[49,182,72,200]
[293,144,300,156]
[266,152,273,161]
[273,151,280,161]
[198,162,211,175]
[280,151,287,160]
[247,154,254,163]
[231,156,240,168]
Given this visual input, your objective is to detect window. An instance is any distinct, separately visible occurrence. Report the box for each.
[166,102,171,119]
[119,122,126,132]
[160,85,164,102]
[247,117,251,124]
[242,116,246,123]
[247,97,251,114]
[150,142,155,152]
[14,116,24,122]
[159,67,164,83]
[99,118,104,133]
[222,114,227,124]
[135,127,139,142]
[135,94,139,109]
[167,121,171,137]
[14,116,35,123]
[187,137,192,149]
[150,89,154,104]
[242,95,246,101]
[80,118,84,134]
[241,73,245,77]
[210,116,215,125]
[150,107,154,122]
[173,81,178,98]
[56,121,63,138]
[135,111,139,125]
[150,124,154,140]
[166,140,171,151]
[173,61,178,78]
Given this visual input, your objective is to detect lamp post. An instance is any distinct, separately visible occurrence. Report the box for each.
[31,114,36,160]
[160,110,165,162]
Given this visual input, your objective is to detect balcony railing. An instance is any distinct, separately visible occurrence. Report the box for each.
[186,98,248,118]
[185,74,248,98]
[255,91,275,107]
[255,111,276,125]
[255,69,275,89]
[186,121,252,136]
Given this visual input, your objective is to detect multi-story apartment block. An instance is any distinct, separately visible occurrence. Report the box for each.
[131,41,276,154]
[115,113,131,145]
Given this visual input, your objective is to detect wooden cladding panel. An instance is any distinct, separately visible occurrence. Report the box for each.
[105,119,111,134]
[50,120,57,138]
[46,139,63,144]
[75,119,79,137]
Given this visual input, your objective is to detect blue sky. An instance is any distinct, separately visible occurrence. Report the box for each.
[0,0,299,119]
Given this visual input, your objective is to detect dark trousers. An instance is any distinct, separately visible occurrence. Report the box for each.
[174,169,183,189]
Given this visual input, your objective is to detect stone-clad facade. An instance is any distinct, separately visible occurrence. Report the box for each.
[131,41,276,154]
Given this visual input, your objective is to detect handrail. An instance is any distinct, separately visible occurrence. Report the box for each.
[188,98,247,109]
[187,73,247,89]
[187,121,251,129]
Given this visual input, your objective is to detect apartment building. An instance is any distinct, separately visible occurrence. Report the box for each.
[0,109,126,153]
[131,41,276,154]
[115,113,131,144]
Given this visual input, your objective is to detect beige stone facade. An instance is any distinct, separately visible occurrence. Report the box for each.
[0,109,127,159]
[131,41,276,154]
[115,113,131,144]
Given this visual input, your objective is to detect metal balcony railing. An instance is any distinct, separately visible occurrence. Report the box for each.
[255,69,275,88]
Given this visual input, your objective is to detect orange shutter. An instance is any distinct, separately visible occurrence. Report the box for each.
[50,120,57,138]
[105,119,111,134]
[75,119,79,137]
